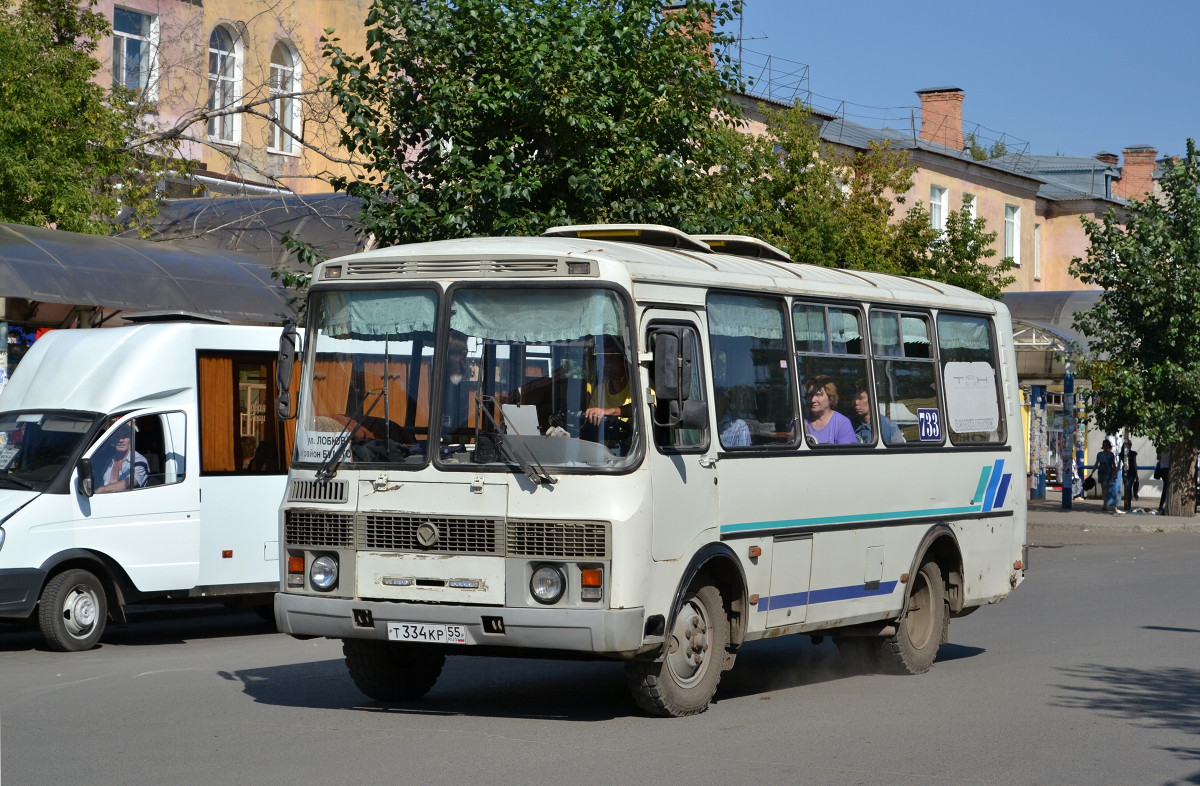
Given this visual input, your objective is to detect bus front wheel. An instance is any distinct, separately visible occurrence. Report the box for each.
[880,559,947,674]
[342,639,445,702]
[38,568,108,652]
[626,584,729,717]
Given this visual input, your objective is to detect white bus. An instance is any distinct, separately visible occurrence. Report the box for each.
[274,225,1027,717]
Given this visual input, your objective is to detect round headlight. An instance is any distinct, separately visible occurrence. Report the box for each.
[309,554,339,591]
[530,564,566,605]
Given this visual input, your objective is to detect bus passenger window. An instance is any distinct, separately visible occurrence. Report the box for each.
[794,304,866,446]
[870,311,941,444]
[937,314,1006,444]
[707,293,793,447]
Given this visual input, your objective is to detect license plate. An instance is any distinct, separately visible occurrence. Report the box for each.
[387,622,467,644]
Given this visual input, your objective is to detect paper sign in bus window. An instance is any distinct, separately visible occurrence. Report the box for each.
[942,362,1000,433]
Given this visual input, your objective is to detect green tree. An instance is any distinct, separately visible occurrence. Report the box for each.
[320,0,750,246]
[741,104,1014,298]
[1070,138,1200,516]
[0,0,174,233]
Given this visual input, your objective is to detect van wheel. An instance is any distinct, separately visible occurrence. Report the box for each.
[39,569,108,652]
[626,584,729,717]
[880,559,947,674]
[342,640,445,702]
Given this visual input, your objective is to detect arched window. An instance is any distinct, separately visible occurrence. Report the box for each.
[207,26,241,143]
[269,41,301,154]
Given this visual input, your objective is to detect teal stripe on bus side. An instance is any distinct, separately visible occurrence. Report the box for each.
[719,505,983,535]
[972,465,993,505]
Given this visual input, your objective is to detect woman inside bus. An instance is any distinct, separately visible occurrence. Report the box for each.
[803,375,856,445]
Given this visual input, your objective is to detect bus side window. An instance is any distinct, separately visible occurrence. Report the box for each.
[937,313,1006,444]
[707,293,793,448]
[794,303,868,447]
[870,311,941,444]
[651,326,707,450]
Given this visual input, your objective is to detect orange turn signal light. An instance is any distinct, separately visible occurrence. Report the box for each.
[288,555,305,574]
[748,546,762,559]
[580,568,603,588]
[1013,560,1024,570]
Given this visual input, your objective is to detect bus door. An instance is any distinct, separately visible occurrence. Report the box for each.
[645,315,718,561]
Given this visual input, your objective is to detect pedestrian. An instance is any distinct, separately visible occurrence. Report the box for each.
[1121,441,1139,511]
[1090,439,1121,514]
[1156,450,1171,513]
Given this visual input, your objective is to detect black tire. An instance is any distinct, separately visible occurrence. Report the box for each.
[342,639,445,702]
[38,569,108,652]
[626,584,729,717]
[879,559,947,675]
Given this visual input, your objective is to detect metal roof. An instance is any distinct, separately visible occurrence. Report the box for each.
[0,221,295,324]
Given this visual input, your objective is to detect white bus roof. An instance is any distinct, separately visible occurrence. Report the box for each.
[319,228,1001,314]
[0,323,282,415]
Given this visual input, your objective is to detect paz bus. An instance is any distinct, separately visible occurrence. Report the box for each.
[273,225,1026,717]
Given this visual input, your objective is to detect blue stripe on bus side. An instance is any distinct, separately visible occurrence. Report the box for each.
[982,459,1005,512]
[719,506,982,536]
[758,580,899,612]
[993,471,1012,509]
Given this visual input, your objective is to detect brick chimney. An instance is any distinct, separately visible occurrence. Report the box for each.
[1095,151,1119,166]
[1114,145,1158,200]
[915,87,964,150]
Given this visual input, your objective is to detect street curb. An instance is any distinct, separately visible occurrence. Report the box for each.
[1026,499,1200,534]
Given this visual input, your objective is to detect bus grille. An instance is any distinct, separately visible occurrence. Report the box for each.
[360,514,501,555]
[506,520,609,559]
[285,510,355,548]
[288,479,349,504]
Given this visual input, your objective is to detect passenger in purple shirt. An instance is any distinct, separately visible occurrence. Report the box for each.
[803,375,857,445]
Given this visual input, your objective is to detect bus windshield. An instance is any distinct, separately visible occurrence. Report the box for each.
[438,286,636,470]
[0,411,99,491]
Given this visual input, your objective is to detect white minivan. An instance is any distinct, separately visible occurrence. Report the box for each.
[0,319,294,650]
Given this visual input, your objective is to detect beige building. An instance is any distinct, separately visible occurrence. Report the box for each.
[92,0,371,195]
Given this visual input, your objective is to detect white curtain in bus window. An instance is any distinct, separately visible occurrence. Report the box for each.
[870,310,941,444]
[449,289,622,343]
[937,314,1005,444]
[708,293,793,446]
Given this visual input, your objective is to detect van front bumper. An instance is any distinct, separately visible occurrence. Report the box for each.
[275,592,648,657]
[0,568,46,619]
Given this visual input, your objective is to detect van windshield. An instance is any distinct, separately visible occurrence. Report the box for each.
[0,412,99,491]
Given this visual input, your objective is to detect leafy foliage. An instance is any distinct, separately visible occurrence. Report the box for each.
[321,0,750,246]
[0,0,176,233]
[1070,139,1200,515]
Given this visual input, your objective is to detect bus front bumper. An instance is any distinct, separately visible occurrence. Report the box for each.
[275,592,648,657]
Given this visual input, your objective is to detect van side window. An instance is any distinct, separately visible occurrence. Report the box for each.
[707,293,793,447]
[870,310,942,444]
[199,352,292,475]
[92,414,184,492]
[936,313,1006,444]
[794,303,867,447]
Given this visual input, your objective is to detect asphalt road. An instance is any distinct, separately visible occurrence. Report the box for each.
[2,527,1198,786]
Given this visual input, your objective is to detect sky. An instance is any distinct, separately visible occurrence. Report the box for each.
[734,0,1199,161]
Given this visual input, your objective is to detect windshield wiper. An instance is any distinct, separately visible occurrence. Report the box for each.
[316,388,385,483]
[0,474,36,491]
[477,396,556,486]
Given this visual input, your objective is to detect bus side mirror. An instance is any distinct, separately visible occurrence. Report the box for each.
[276,325,300,421]
[652,329,692,403]
[77,457,94,498]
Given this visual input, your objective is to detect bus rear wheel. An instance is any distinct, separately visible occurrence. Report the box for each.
[39,568,108,652]
[626,584,729,717]
[342,639,445,702]
[880,559,947,674]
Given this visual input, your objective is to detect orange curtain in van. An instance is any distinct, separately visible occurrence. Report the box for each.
[199,355,236,472]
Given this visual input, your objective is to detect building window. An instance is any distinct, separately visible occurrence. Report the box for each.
[930,185,948,232]
[1004,204,1021,266]
[1033,223,1042,280]
[207,26,241,144]
[269,42,301,154]
[112,7,157,97]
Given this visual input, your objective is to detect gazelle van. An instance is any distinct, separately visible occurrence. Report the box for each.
[0,319,293,650]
